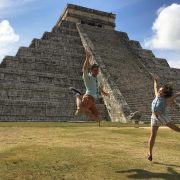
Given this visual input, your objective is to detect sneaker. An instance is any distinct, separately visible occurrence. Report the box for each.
[69,87,81,96]
[148,154,152,161]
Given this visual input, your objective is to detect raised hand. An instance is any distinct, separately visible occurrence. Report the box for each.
[104,92,110,98]
[150,73,160,80]
[85,48,92,58]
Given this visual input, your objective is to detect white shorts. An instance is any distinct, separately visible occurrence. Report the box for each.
[151,114,172,126]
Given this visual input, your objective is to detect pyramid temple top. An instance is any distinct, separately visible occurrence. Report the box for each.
[55,4,116,29]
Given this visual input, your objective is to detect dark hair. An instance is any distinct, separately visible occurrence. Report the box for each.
[162,84,173,98]
[90,64,99,71]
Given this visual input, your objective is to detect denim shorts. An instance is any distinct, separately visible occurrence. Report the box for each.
[81,95,100,117]
[151,114,172,126]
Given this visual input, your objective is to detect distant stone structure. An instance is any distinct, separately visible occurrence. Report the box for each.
[0,4,180,123]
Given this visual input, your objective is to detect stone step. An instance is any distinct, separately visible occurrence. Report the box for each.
[122,93,153,99]
[80,24,116,35]
[2,60,84,75]
[0,67,83,79]
[127,105,151,111]
[41,31,81,41]
[0,68,85,88]
[42,31,82,43]
[2,52,85,67]
[52,28,80,36]
[29,38,83,49]
[126,97,152,102]
[16,46,84,58]
[131,47,169,68]
[15,48,84,60]
[0,88,85,103]
[135,49,157,59]
[0,99,109,121]
[95,45,130,52]
[101,56,150,72]
[56,20,77,29]
[0,114,109,122]
[0,116,87,122]
[29,39,84,52]
[128,40,142,49]
[0,79,84,91]
[128,104,151,110]
[0,99,106,108]
[51,26,79,36]
[0,82,85,92]
[81,26,128,44]
[0,79,85,93]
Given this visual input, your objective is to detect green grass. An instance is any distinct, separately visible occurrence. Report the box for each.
[0,121,144,127]
[0,122,179,180]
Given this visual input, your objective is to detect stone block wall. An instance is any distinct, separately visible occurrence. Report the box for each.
[56,4,115,29]
[0,4,179,123]
[0,20,109,121]
[77,23,180,123]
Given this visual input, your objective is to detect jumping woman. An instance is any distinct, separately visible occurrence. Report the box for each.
[148,74,180,161]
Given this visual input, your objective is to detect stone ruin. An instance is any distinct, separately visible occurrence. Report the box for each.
[0,4,180,123]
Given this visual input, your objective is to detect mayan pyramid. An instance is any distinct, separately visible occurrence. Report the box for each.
[0,4,180,123]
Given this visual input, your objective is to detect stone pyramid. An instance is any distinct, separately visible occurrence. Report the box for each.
[0,4,179,123]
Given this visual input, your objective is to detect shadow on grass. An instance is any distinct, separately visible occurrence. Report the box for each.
[153,161,180,168]
[116,167,180,180]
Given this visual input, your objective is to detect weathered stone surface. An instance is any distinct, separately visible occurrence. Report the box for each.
[127,111,142,121]
[0,4,179,123]
[76,22,180,123]
[57,4,115,30]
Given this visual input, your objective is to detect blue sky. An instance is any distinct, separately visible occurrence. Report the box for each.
[0,0,180,68]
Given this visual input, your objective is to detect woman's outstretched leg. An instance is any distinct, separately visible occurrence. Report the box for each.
[85,111,101,126]
[75,95,84,114]
[148,125,159,161]
[166,123,180,132]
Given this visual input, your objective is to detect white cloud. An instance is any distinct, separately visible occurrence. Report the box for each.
[0,20,19,45]
[156,5,166,15]
[144,3,180,69]
[144,3,180,50]
[0,20,20,61]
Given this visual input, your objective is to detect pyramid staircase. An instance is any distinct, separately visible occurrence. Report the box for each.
[0,21,109,121]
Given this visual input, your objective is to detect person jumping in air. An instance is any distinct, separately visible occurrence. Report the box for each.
[148,74,180,161]
[70,48,109,126]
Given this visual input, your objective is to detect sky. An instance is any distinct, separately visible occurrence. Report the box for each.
[0,0,180,68]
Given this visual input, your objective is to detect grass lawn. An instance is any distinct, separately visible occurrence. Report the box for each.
[0,122,179,180]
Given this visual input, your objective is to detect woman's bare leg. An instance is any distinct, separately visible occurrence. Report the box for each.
[76,95,82,109]
[75,95,86,114]
[166,122,180,132]
[148,125,159,159]
[85,111,101,126]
